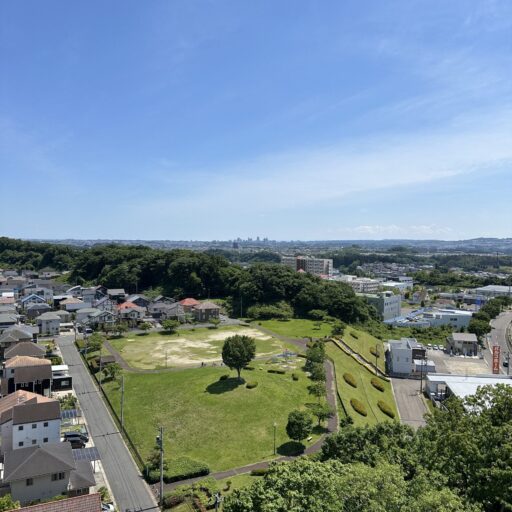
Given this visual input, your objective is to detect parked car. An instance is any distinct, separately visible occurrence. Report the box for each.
[101,503,115,512]
[503,360,509,368]
[427,343,432,350]
[432,345,439,350]
[84,327,93,334]
[64,431,89,445]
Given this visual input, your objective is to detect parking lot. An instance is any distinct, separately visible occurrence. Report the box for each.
[426,347,490,375]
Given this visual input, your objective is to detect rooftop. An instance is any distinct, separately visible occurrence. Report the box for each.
[5,355,52,368]
[16,493,101,512]
[427,373,512,399]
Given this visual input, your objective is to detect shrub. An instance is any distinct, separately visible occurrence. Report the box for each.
[268,369,286,375]
[164,457,210,483]
[250,468,268,476]
[292,373,299,381]
[369,346,380,358]
[371,378,385,392]
[377,400,395,419]
[343,373,357,388]
[146,469,160,484]
[350,332,359,339]
[219,374,229,381]
[297,353,307,358]
[244,365,255,371]
[350,398,367,416]
[246,381,258,389]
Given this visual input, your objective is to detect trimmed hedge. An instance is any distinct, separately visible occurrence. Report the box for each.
[369,346,380,358]
[297,353,307,358]
[377,400,395,419]
[244,366,255,371]
[343,373,357,388]
[219,374,229,381]
[350,398,367,417]
[250,468,268,476]
[268,369,286,375]
[165,457,210,483]
[350,332,359,339]
[292,373,299,381]
[371,378,385,392]
[246,381,258,389]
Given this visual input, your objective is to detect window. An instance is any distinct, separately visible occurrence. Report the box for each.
[32,423,37,429]
[43,437,48,443]
[51,472,65,481]
[26,478,33,486]
[58,472,65,480]
[18,426,23,431]
[18,442,24,447]
[43,422,48,427]
[32,439,36,445]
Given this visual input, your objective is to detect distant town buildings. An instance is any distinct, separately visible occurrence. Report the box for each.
[281,256,333,276]
[363,291,401,321]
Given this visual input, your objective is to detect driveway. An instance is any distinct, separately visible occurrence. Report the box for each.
[57,335,158,512]
[391,378,428,428]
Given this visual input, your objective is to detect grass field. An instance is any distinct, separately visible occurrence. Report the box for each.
[254,318,333,339]
[109,326,294,369]
[326,341,398,427]
[341,326,386,372]
[103,364,321,472]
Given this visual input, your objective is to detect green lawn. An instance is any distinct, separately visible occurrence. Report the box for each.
[325,341,398,427]
[216,473,261,496]
[341,326,386,372]
[109,326,293,370]
[103,365,320,472]
[254,318,333,339]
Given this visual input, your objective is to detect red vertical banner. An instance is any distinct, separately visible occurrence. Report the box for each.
[493,345,501,374]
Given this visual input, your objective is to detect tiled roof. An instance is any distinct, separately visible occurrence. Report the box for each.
[4,355,52,368]
[4,342,46,359]
[116,301,138,310]
[194,301,221,310]
[17,492,102,512]
[0,390,52,422]
[179,298,200,306]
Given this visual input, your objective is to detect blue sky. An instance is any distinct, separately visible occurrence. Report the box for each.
[1,0,512,240]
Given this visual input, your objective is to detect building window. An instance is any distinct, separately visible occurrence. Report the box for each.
[43,422,48,427]
[43,437,48,443]
[32,439,36,445]
[18,425,23,431]
[51,473,58,481]
[58,472,65,480]
[18,442,24,447]
[26,478,33,486]
[32,423,37,429]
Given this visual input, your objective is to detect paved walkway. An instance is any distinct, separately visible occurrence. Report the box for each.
[57,335,159,512]
[333,337,387,378]
[391,377,428,428]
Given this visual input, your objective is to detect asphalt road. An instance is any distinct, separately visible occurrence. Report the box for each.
[57,335,159,512]
[485,310,512,373]
[391,378,428,428]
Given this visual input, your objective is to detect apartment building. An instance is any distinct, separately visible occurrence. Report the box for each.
[282,256,333,276]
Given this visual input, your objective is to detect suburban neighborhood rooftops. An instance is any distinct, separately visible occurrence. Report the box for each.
[107,288,125,295]
[4,355,52,368]
[16,493,101,512]
[0,390,54,423]
[116,301,138,310]
[4,342,46,359]
[0,313,18,323]
[3,442,76,483]
[69,460,96,490]
[60,297,83,305]
[36,312,61,321]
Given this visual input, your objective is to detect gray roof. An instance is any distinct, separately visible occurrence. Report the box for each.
[26,303,51,311]
[0,313,17,324]
[3,442,75,483]
[69,460,96,490]
[194,301,221,310]
[12,400,61,425]
[0,327,32,342]
[5,342,46,359]
[450,332,478,342]
[107,288,125,295]
[36,312,61,321]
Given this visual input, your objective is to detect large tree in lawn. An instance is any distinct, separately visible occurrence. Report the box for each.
[222,335,256,381]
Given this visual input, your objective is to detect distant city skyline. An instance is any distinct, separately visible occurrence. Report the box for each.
[1,1,512,240]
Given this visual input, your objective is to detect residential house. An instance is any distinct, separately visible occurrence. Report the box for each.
[0,327,35,359]
[20,295,47,310]
[126,294,151,308]
[0,313,19,333]
[26,303,52,320]
[116,302,145,326]
[107,289,126,302]
[93,296,115,312]
[387,338,427,376]
[22,287,53,303]
[0,295,15,305]
[60,298,89,312]
[447,332,479,356]
[51,365,72,392]
[1,356,52,397]
[16,493,102,512]
[36,312,61,336]
[81,286,105,305]
[84,310,116,330]
[54,309,72,323]
[5,342,46,360]
[2,442,95,504]
[75,308,101,325]
[0,390,61,455]
[149,301,184,321]
[179,298,200,313]
[192,301,221,322]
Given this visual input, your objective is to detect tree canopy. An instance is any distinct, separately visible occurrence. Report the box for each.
[221,335,256,381]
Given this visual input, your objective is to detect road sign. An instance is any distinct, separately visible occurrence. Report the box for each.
[493,345,501,374]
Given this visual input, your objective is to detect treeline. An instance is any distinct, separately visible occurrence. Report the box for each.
[0,238,371,323]
[225,384,512,512]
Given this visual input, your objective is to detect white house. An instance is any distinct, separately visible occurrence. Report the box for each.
[36,312,61,336]
[387,338,427,376]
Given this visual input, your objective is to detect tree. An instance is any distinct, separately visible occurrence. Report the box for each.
[308,309,327,321]
[307,381,326,402]
[221,335,256,381]
[307,401,334,426]
[309,362,326,382]
[139,322,152,334]
[331,320,346,337]
[467,318,491,340]
[162,319,179,333]
[286,410,313,443]
[114,322,128,337]
[0,494,19,511]
[209,317,221,329]
[87,332,105,353]
[104,362,122,381]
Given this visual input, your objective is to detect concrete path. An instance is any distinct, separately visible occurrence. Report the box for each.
[57,335,159,512]
[391,378,428,428]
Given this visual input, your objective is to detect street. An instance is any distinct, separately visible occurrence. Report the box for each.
[485,310,512,373]
[57,335,159,512]
[391,378,428,428]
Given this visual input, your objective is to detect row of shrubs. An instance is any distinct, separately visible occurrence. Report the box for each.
[377,400,395,419]
[267,369,286,375]
[350,398,367,417]
[162,477,219,510]
[349,332,359,339]
[343,373,357,388]
[370,377,385,392]
[147,456,210,484]
[246,381,258,389]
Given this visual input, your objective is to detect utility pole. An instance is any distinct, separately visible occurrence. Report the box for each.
[419,355,425,394]
[507,352,510,376]
[99,357,103,389]
[273,421,277,455]
[156,427,164,507]
[374,344,379,373]
[120,375,125,431]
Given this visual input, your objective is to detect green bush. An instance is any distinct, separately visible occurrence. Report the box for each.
[164,457,210,483]
[371,378,385,392]
[246,381,258,389]
[343,373,357,388]
[292,373,299,381]
[350,332,359,339]
[377,400,395,419]
[350,398,367,417]
[250,468,268,476]
[219,374,230,381]
[297,353,307,358]
[146,469,160,484]
[244,365,255,371]
[268,369,286,375]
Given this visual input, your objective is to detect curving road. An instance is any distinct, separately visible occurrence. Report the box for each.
[57,335,159,512]
[486,310,512,373]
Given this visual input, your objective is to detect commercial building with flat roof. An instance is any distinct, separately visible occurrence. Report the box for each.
[426,373,512,401]
[472,285,512,298]
[362,291,401,321]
